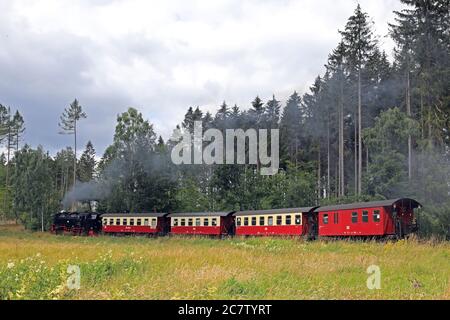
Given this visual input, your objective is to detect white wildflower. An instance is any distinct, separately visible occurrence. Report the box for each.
[7,262,15,269]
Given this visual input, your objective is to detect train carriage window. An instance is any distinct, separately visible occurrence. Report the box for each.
[323,214,329,224]
[352,212,358,223]
[123,219,128,226]
[103,219,107,226]
[137,219,142,226]
[295,215,301,225]
[362,211,369,223]
[268,216,274,226]
[373,210,381,222]
[204,218,209,226]
[211,218,217,226]
[116,219,120,225]
[251,217,257,226]
[286,215,292,225]
[180,219,186,226]
[244,217,249,226]
[277,216,283,226]
[188,218,193,226]
[151,219,157,227]
[109,219,114,225]
[130,219,135,226]
[196,218,201,226]
[144,219,149,226]
[173,219,178,227]
[259,216,265,226]
[236,218,241,226]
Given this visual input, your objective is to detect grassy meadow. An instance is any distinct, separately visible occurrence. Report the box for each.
[0,224,449,300]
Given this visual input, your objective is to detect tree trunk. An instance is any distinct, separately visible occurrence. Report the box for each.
[338,105,341,198]
[339,76,345,197]
[16,129,19,152]
[6,121,11,188]
[335,163,339,198]
[366,145,369,174]
[337,92,341,197]
[71,120,77,212]
[41,206,44,232]
[317,142,321,201]
[428,102,432,147]
[358,68,362,195]
[74,118,77,187]
[4,114,11,217]
[406,60,412,180]
[65,166,69,195]
[327,117,330,198]
[420,91,424,139]
[354,111,357,195]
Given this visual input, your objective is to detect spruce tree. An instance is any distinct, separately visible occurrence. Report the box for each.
[265,95,281,128]
[58,99,87,188]
[327,41,348,196]
[78,141,96,183]
[280,92,302,167]
[340,4,377,195]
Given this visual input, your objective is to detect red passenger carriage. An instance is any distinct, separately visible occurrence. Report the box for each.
[102,213,170,235]
[315,198,421,238]
[168,212,235,236]
[234,207,318,238]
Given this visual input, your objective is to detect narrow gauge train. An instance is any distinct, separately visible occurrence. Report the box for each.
[51,198,421,239]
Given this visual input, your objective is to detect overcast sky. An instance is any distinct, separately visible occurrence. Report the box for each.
[0,0,405,156]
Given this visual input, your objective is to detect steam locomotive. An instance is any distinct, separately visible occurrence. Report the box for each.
[50,212,102,236]
[51,198,421,239]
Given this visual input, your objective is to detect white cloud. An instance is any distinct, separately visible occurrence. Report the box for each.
[0,0,405,155]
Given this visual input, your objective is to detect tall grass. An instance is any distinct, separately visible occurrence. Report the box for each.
[0,226,448,300]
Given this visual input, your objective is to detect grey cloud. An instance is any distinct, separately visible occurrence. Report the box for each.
[0,0,404,156]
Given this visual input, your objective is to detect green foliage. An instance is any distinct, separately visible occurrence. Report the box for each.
[0,251,144,300]
[0,187,13,221]
[12,146,59,230]
[0,254,70,300]
[54,147,75,198]
[280,92,303,167]
[175,177,209,212]
[78,141,96,182]
[363,108,420,197]
[98,107,177,212]
[58,99,86,134]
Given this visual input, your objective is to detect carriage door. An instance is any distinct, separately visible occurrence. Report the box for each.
[308,213,318,239]
[393,207,403,238]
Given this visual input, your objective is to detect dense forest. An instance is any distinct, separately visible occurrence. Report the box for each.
[0,1,449,237]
